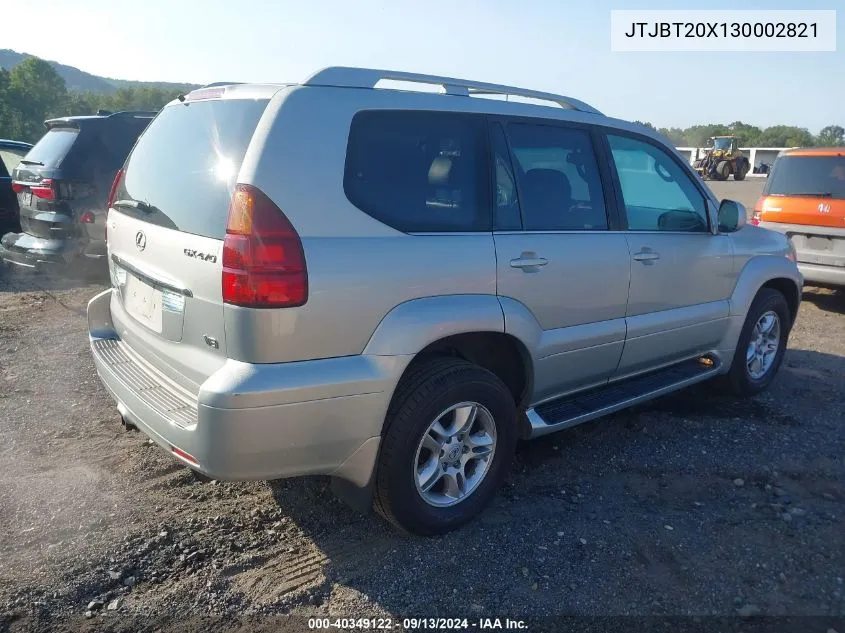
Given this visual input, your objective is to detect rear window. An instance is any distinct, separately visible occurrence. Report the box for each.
[767,155,845,200]
[21,128,79,168]
[114,98,270,239]
[344,110,489,232]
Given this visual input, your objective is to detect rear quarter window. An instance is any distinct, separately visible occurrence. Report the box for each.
[343,110,490,232]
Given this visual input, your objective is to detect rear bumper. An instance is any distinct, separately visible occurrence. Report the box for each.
[0,230,87,269]
[795,263,845,287]
[759,221,845,287]
[87,289,410,485]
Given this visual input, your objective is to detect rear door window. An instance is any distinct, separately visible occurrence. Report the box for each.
[344,110,489,232]
[766,155,845,200]
[19,128,79,169]
[114,99,270,239]
[505,123,608,231]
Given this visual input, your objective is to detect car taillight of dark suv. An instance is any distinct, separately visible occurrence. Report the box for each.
[0,110,156,273]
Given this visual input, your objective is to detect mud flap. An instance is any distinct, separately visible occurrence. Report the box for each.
[331,476,375,515]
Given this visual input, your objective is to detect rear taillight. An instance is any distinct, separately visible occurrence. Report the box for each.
[751,196,764,226]
[80,211,95,224]
[107,169,123,211]
[222,184,307,308]
[30,179,56,200]
[11,182,25,194]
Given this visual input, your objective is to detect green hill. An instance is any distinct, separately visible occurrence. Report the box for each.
[0,49,199,93]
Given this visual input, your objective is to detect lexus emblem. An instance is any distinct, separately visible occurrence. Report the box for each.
[135,230,147,251]
[818,203,831,214]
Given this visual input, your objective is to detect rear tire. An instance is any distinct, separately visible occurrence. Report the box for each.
[715,161,730,181]
[373,357,517,535]
[720,288,791,397]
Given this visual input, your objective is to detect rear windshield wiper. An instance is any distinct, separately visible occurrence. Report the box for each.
[112,199,154,212]
[19,159,44,166]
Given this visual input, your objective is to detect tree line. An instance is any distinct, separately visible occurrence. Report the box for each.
[2,56,844,150]
[634,120,844,149]
[0,57,185,143]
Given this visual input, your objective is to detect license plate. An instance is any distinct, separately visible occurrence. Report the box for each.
[124,275,163,333]
[806,236,833,251]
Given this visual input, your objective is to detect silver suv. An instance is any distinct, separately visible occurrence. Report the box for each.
[88,67,802,535]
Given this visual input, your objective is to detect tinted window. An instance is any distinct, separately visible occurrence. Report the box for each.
[344,110,488,232]
[0,148,27,175]
[21,128,79,168]
[766,155,845,200]
[608,134,708,232]
[507,123,607,231]
[115,99,269,239]
[100,120,151,170]
[491,123,521,231]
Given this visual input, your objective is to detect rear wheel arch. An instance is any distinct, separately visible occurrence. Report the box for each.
[383,331,534,435]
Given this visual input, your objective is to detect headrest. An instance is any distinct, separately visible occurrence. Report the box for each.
[428,156,453,186]
[523,169,572,199]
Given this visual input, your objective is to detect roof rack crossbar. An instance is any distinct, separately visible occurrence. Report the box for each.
[303,66,602,115]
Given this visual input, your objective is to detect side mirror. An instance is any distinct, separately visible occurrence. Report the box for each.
[718,199,747,233]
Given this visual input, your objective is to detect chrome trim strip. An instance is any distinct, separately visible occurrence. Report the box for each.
[111,254,193,297]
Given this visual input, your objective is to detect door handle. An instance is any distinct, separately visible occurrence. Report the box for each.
[510,254,548,270]
[632,249,660,264]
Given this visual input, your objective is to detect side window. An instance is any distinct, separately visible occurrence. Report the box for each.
[490,123,521,231]
[607,134,709,233]
[506,123,608,231]
[0,149,26,176]
[344,110,488,232]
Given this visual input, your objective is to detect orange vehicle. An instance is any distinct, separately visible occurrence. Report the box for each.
[752,147,845,287]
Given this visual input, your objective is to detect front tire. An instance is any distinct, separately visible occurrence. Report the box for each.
[722,288,791,396]
[714,161,730,181]
[374,357,517,535]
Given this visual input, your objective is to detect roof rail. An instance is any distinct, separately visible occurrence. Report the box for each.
[106,110,159,118]
[201,82,243,88]
[303,66,602,115]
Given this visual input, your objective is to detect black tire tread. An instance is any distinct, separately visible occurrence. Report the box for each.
[721,287,791,396]
[373,356,510,533]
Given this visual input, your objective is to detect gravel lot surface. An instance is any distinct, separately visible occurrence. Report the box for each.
[0,181,843,632]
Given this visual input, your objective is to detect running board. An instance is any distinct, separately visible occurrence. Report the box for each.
[527,355,722,437]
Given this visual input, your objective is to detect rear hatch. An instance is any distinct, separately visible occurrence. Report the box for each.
[12,123,88,242]
[756,153,845,269]
[758,153,845,229]
[106,93,271,391]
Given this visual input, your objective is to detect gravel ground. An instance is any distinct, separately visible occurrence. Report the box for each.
[0,192,843,631]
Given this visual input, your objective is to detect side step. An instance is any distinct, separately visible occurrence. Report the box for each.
[527,355,722,437]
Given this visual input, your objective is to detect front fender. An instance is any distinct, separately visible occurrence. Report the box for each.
[729,254,802,317]
[362,294,505,356]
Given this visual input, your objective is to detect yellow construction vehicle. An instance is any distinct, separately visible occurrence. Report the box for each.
[692,136,751,181]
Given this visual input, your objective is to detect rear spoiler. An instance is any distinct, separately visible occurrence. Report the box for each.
[43,110,159,129]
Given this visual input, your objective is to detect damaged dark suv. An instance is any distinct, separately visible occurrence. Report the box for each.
[0,110,155,272]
